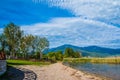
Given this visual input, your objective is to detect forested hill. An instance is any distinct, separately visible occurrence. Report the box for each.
[45,44,120,57]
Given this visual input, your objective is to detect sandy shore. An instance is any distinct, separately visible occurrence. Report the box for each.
[19,63,108,80]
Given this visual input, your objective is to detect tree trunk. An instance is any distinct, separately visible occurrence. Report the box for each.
[40,52,42,60]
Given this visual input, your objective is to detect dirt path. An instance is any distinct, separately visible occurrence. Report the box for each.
[19,63,108,80]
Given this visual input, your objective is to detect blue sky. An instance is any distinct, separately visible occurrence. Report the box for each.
[0,0,120,48]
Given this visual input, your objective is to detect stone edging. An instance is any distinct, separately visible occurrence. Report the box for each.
[18,67,37,80]
[0,60,6,76]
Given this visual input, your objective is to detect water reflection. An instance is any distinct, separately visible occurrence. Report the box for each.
[64,62,120,80]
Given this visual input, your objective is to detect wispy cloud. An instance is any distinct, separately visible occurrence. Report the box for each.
[1,0,120,48]
[35,0,120,27]
[21,17,120,48]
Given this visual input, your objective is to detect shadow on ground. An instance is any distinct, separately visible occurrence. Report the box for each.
[0,66,37,80]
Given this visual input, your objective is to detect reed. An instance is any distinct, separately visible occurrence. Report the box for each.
[63,57,120,64]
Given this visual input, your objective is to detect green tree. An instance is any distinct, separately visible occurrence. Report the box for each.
[47,52,56,61]
[55,51,63,61]
[74,51,82,58]
[33,36,49,60]
[64,48,81,58]
[0,34,7,52]
[48,51,63,61]
[4,23,23,59]
[64,48,74,58]
[2,22,49,60]
[19,34,35,59]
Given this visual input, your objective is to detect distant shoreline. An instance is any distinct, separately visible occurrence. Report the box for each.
[63,57,120,64]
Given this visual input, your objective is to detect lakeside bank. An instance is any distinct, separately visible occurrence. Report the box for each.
[63,57,120,64]
[19,62,107,80]
[63,57,120,80]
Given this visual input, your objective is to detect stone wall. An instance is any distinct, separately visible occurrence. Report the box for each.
[0,60,6,76]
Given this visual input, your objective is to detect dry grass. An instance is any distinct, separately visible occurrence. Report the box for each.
[63,57,120,64]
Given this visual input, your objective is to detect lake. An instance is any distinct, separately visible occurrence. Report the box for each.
[63,62,120,80]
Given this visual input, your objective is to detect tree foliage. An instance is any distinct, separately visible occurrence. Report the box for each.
[4,23,23,58]
[47,51,63,61]
[64,48,81,58]
[55,51,63,61]
[33,36,49,59]
[0,22,49,59]
[0,34,7,52]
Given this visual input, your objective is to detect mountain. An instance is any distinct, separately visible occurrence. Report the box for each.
[44,44,120,57]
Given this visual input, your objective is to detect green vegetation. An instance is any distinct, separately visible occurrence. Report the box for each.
[64,48,81,58]
[0,22,49,60]
[47,51,63,61]
[63,57,120,64]
[46,48,82,62]
[7,60,50,66]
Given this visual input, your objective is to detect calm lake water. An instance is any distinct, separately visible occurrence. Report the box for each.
[63,62,120,80]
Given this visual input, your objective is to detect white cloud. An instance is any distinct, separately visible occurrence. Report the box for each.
[35,0,120,26]
[22,0,120,48]
[21,17,120,48]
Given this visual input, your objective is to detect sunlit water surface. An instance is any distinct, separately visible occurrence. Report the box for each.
[63,62,120,80]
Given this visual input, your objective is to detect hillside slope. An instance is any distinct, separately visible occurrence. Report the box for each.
[45,44,120,57]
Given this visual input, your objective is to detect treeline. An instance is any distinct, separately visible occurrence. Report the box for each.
[0,23,49,59]
[46,48,82,61]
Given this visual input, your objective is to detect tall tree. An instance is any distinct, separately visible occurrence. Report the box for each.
[0,34,7,52]
[32,36,49,59]
[20,35,35,59]
[4,23,23,59]
[2,22,49,60]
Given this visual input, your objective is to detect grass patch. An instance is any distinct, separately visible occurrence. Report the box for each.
[7,60,51,66]
[63,57,120,64]
[1,60,50,79]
